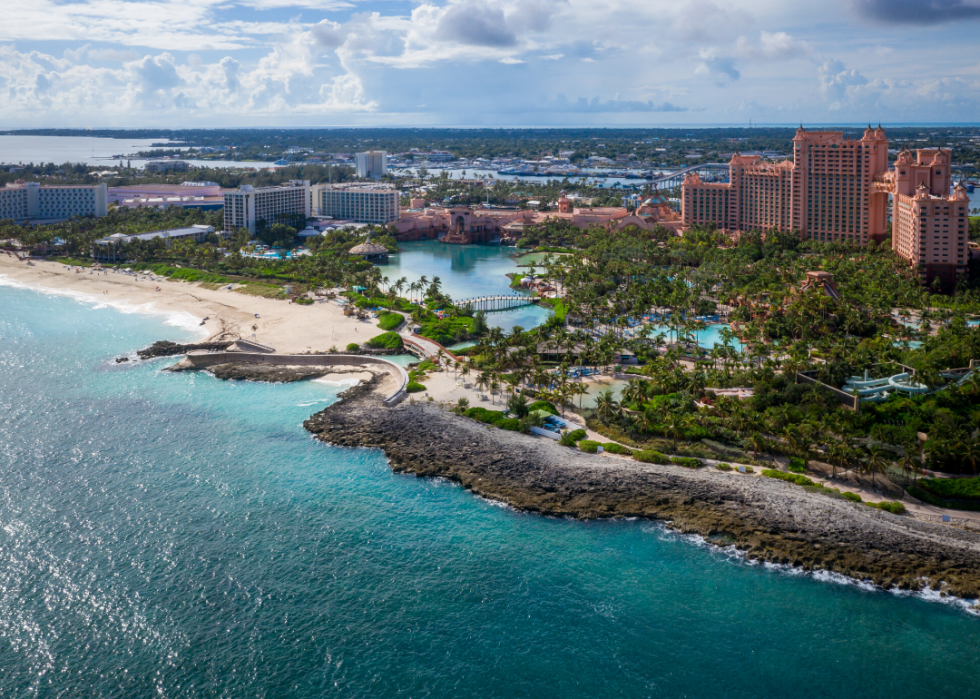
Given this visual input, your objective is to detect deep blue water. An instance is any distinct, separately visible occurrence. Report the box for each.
[1,283,978,699]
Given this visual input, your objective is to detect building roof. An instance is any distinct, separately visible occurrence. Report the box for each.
[349,241,388,255]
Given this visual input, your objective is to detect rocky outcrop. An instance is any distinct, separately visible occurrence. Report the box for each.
[137,340,233,359]
[304,397,980,599]
[208,363,330,383]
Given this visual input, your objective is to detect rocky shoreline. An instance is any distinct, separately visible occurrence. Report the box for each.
[137,340,234,359]
[304,396,980,599]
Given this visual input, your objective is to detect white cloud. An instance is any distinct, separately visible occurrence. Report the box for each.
[499,57,525,64]
[818,58,868,109]
[735,31,809,60]
[695,48,740,84]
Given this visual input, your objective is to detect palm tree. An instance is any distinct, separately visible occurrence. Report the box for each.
[665,413,687,452]
[863,446,888,488]
[955,437,980,476]
[594,391,621,426]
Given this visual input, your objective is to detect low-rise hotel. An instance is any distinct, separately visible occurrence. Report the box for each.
[681,126,969,290]
[223,180,310,235]
[0,181,108,221]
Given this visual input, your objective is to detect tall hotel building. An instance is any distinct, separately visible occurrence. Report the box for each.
[223,180,310,235]
[312,184,400,225]
[886,150,970,291]
[0,181,108,221]
[682,126,968,290]
[354,151,387,179]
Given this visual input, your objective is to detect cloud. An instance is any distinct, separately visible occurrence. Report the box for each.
[436,1,516,47]
[131,53,184,100]
[499,57,525,64]
[674,0,753,42]
[551,94,690,112]
[735,31,809,61]
[695,49,740,84]
[851,0,980,24]
[310,19,346,50]
[818,59,869,109]
[541,53,563,60]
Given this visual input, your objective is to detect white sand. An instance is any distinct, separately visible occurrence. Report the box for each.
[0,254,380,353]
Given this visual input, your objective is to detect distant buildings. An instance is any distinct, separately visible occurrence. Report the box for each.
[92,225,222,261]
[312,183,400,225]
[0,181,108,221]
[392,193,681,245]
[108,183,224,211]
[144,160,191,173]
[223,180,310,235]
[355,151,387,179]
[681,126,970,290]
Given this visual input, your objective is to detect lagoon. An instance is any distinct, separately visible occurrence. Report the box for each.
[378,239,553,334]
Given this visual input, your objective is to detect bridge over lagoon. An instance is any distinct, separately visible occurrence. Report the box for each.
[458,294,540,313]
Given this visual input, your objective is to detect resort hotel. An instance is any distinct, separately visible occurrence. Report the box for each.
[223,180,311,235]
[312,183,400,225]
[0,181,108,222]
[681,127,971,291]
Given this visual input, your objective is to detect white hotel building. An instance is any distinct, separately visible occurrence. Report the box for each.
[312,184,400,225]
[0,181,108,221]
[223,180,311,235]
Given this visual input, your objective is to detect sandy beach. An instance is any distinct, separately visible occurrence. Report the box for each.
[0,254,379,354]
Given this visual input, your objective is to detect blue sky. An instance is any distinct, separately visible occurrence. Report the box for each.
[1,0,979,127]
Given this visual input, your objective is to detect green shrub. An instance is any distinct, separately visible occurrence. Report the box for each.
[295,297,314,305]
[906,484,945,507]
[744,466,754,474]
[874,501,906,515]
[406,381,426,393]
[346,342,360,352]
[906,484,980,512]
[578,440,601,454]
[633,450,669,465]
[762,469,815,486]
[366,332,403,350]
[715,463,733,472]
[603,443,634,456]
[377,312,404,331]
[558,431,578,447]
[842,491,863,503]
[787,457,806,473]
[497,418,521,431]
[567,429,587,443]
[916,477,980,502]
[670,457,702,469]
[528,400,559,416]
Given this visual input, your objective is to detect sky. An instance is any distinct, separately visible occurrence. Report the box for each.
[1,0,979,128]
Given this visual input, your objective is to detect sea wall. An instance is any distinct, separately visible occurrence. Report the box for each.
[183,351,409,406]
[304,398,980,598]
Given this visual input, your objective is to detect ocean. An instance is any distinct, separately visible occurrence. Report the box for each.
[0,282,977,698]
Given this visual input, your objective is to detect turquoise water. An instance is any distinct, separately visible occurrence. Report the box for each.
[649,323,744,351]
[379,240,552,333]
[1,284,979,698]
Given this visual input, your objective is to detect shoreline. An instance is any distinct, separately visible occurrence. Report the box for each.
[304,395,980,601]
[0,255,385,354]
[9,253,980,607]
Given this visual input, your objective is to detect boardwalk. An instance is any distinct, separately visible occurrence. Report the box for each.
[457,294,539,313]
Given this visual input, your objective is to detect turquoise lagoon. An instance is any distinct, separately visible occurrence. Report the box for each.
[0,282,978,698]
[378,240,552,334]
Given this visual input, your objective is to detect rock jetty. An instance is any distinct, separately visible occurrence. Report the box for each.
[305,397,980,599]
[137,340,233,359]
